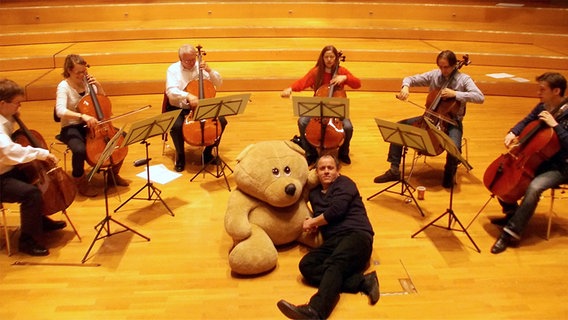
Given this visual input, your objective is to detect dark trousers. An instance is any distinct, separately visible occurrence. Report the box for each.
[0,169,43,238]
[299,230,373,318]
[60,124,124,178]
[386,116,462,177]
[166,104,227,161]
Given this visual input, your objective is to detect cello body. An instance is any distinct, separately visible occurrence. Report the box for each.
[305,85,346,149]
[11,115,77,215]
[483,120,560,203]
[412,55,470,156]
[181,45,222,147]
[304,51,347,150]
[77,85,128,168]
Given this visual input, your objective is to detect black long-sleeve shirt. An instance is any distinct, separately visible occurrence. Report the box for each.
[309,175,374,240]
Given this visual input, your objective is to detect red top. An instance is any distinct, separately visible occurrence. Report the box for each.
[290,66,361,94]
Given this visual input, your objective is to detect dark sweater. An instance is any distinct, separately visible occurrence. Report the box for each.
[309,175,374,240]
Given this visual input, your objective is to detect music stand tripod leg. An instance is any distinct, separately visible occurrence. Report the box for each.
[114,141,174,216]
[410,179,480,253]
[190,144,233,191]
[367,147,425,216]
[82,168,150,264]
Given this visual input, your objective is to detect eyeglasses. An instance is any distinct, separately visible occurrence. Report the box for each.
[2,100,22,107]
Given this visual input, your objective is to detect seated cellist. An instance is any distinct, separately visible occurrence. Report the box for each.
[281,45,361,166]
[55,54,130,197]
[373,50,484,188]
[165,44,227,172]
[491,72,568,254]
[0,78,67,256]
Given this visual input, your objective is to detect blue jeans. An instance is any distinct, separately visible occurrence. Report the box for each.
[386,116,463,176]
[503,166,568,237]
[298,116,353,158]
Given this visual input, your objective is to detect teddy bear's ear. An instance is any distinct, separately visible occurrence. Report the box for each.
[284,140,306,156]
[236,143,255,163]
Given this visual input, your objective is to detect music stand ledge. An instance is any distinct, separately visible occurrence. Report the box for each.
[367,118,440,217]
[189,93,250,191]
[83,128,150,263]
[114,109,181,216]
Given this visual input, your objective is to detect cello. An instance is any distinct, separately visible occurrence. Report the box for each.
[483,97,568,203]
[77,74,128,168]
[11,114,77,215]
[411,54,470,156]
[305,51,346,150]
[182,45,222,147]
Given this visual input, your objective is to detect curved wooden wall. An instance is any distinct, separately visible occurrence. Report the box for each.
[0,1,567,100]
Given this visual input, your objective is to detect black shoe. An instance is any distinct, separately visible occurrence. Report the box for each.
[491,232,517,254]
[442,171,455,189]
[277,300,323,320]
[42,216,67,232]
[174,159,185,172]
[490,214,513,227]
[19,237,49,256]
[338,153,351,165]
[290,135,302,148]
[373,169,399,183]
[203,152,220,165]
[306,154,318,166]
[362,270,380,305]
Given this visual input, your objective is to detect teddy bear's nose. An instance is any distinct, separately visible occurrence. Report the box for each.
[285,184,296,196]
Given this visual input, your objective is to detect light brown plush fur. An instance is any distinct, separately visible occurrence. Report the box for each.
[224,140,321,275]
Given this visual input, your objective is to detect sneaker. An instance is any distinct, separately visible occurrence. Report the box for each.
[373,169,400,183]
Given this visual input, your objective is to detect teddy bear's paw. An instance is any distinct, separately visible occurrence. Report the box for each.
[228,226,278,276]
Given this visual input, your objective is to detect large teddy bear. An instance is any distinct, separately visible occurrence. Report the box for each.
[224,140,321,275]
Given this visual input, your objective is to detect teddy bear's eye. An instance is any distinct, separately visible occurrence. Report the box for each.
[284,166,291,175]
[272,168,280,177]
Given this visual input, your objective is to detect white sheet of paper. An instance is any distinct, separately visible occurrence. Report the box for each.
[486,73,514,79]
[137,164,182,185]
[511,77,530,83]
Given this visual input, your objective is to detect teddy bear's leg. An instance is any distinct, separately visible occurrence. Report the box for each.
[228,224,278,275]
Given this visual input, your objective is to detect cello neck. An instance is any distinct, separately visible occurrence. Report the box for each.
[196,45,205,99]
[12,114,42,148]
[85,76,105,120]
[328,51,344,97]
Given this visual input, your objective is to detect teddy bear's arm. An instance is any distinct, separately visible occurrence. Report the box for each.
[224,190,257,241]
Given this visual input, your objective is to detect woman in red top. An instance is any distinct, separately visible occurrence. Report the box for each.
[281,45,361,165]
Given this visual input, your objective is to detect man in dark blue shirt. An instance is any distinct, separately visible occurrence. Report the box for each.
[277,154,379,319]
[491,72,568,254]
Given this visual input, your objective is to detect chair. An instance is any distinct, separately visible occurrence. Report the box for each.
[48,134,70,172]
[161,92,172,155]
[409,137,469,179]
[0,202,13,256]
[545,184,568,240]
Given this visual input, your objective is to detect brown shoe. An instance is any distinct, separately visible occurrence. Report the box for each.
[74,176,98,197]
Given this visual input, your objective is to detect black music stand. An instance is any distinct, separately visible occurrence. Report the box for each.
[82,127,150,263]
[367,118,440,216]
[189,93,250,191]
[411,119,480,252]
[292,96,350,151]
[113,109,181,216]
